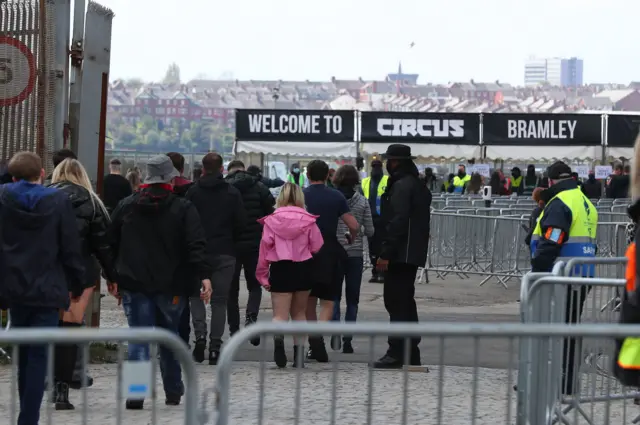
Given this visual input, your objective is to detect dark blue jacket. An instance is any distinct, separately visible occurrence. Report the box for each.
[0,181,86,309]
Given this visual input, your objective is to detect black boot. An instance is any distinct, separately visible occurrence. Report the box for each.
[54,322,81,404]
[245,314,260,346]
[54,381,74,410]
[292,345,304,368]
[273,335,287,368]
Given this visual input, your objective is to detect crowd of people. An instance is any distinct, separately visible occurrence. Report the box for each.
[434,161,632,200]
[2,137,633,424]
[0,143,435,424]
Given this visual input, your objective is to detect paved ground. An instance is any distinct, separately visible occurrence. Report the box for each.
[100,270,522,369]
[1,270,637,424]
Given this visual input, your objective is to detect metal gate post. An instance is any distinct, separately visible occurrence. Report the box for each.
[52,0,70,153]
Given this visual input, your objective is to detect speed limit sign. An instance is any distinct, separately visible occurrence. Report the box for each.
[0,36,36,107]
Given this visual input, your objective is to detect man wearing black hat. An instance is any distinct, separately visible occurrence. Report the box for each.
[529,160,598,395]
[361,159,388,283]
[373,144,431,369]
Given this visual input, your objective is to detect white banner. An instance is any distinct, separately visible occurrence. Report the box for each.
[594,165,613,180]
[572,164,589,178]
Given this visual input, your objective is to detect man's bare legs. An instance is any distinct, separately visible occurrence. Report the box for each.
[305,296,332,362]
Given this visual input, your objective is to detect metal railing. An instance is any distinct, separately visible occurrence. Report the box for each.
[212,321,640,425]
[517,257,638,425]
[0,327,200,425]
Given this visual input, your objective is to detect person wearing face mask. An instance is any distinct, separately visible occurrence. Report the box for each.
[510,167,524,195]
[373,144,431,369]
[581,171,602,199]
[523,164,539,196]
[451,164,471,194]
[361,160,388,283]
[287,163,307,187]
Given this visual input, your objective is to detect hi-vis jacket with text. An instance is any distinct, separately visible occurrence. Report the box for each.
[362,175,388,215]
[451,174,471,193]
[530,179,598,274]
[614,201,640,387]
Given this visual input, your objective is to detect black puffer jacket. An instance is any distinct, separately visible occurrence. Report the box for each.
[225,170,275,253]
[48,181,117,285]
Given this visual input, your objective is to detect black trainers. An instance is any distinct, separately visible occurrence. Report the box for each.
[273,335,287,368]
[209,350,220,366]
[245,314,260,346]
[368,276,378,283]
[192,340,206,363]
[125,399,144,410]
[342,340,354,354]
[307,337,329,363]
[330,335,342,351]
[165,394,181,406]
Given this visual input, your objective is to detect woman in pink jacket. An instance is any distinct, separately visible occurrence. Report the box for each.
[256,183,324,368]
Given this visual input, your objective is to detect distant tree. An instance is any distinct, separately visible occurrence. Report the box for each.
[163,63,181,85]
[125,78,145,90]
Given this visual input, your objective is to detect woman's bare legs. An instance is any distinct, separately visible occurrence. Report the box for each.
[271,293,293,322]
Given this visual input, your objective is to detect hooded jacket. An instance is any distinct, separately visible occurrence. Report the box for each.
[109,185,211,295]
[225,170,275,253]
[0,181,86,309]
[186,173,246,257]
[48,181,117,285]
[335,187,375,257]
[255,206,324,287]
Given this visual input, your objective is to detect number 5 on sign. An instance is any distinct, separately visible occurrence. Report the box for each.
[0,36,37,107]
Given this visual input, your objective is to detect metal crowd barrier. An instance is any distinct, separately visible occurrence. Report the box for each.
[212,321,640,425]
[0,327,199,425]
[0,309,10,360]
[425,210,629,288]
[517,257,640,425]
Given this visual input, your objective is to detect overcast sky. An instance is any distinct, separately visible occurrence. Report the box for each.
[98,0,637,85]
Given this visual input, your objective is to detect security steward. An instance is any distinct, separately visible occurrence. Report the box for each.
[510,166,524,196]
[361,160,388,283]
[530,160,598,396]
[450,164,470,193]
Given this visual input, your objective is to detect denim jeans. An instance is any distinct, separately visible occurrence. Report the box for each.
[10,305,60,425]
[332,256,364,342]
[121,291,186,398]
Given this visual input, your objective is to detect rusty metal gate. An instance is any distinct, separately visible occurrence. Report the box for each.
[0,0,58,168]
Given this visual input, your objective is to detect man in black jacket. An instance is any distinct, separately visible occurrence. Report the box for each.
[225,160,274,344]
[0,152,86,425]
[373,144,431,369]
[186,152,246,365]
[109,154,212,409]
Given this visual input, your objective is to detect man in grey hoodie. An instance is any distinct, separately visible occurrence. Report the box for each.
[331,165,375,353]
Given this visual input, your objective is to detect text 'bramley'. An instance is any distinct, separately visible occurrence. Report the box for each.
[507,120,577,139]
[248,114,343,134]
[376,118,465,137]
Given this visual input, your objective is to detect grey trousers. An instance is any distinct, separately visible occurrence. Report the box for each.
[190,255,236,352]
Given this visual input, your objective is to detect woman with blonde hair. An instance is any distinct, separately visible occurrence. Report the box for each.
[256,183,324,368]
[49,158,117,409]
[126,168,141,191]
